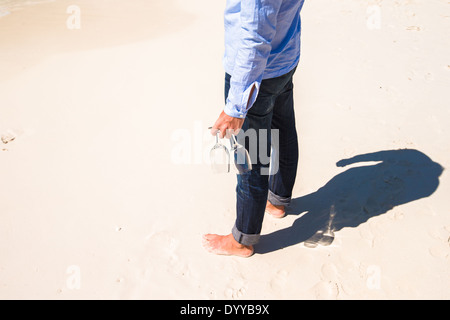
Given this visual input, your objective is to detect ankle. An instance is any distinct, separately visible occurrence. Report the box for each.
[229,234,249,249]
[267,201,284,210]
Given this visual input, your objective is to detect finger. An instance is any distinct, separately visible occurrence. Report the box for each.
[210,127,219,136]
[218,126,227,139]
[224,128,233,139]
[210,125,220,136]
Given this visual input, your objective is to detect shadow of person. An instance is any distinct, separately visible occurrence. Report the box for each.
[256,149,444,254]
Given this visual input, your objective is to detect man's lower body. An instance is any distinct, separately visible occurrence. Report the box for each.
[203,66,299,257]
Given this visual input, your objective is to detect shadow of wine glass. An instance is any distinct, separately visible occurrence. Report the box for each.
[256,149,444,254]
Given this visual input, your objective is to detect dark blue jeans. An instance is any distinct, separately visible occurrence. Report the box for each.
[225,67,299,246]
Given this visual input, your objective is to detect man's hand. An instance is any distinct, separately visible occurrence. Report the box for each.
[211,111,245,139]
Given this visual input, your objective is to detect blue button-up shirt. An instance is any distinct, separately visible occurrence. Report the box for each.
[223,0,305,118]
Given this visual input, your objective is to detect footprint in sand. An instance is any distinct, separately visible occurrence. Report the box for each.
[310,280,340,300]
[144,231,190,276]
[321,263,340,282]
[429,246,449,259]
[359,223,375,248]
[429,226,450,241]
[225,277,248,299]
[428,226,450,259]
[269,270,289,292]
[306,262,344,299]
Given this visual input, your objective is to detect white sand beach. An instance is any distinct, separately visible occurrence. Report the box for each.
[0,0,449,300]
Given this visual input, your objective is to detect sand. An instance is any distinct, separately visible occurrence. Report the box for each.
[0,0,449,300]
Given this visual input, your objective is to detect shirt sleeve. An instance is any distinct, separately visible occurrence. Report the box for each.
[224,0,283,119]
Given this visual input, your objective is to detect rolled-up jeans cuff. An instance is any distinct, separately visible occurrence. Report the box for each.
[268,190,291,206]
[232,224,260,246]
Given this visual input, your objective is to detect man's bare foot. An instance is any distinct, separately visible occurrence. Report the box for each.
[202,234,254,258]
[265,201,286,219]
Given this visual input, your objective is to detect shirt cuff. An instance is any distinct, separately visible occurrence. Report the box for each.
[224,101,247,119]
[224,81,260,119]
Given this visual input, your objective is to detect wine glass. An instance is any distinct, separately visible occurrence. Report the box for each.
[210,131,230,174]
[230,134,252,174]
